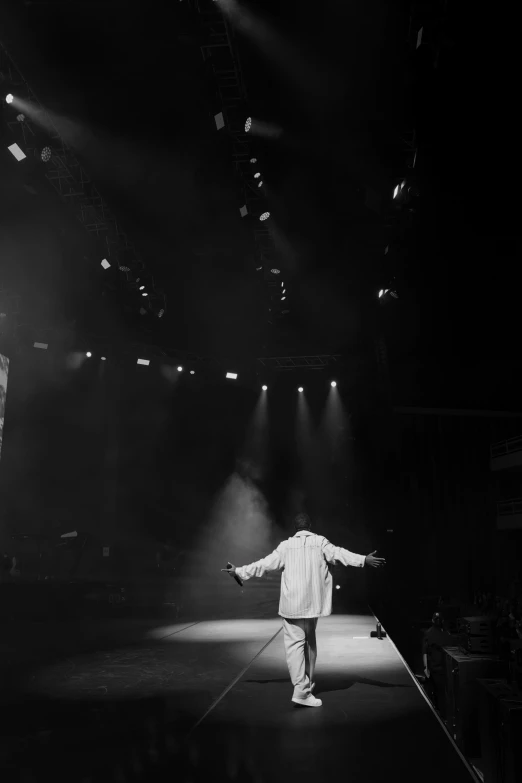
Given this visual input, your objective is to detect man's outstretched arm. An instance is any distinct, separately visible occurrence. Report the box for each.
[322,539,386,569]
[222,544,285,581]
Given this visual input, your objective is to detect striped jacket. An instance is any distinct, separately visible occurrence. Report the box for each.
[235,530,366,618]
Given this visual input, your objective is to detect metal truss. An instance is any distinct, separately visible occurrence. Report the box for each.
[4,317,342,375]
[6,319,213,366]
[0,41,166,319]
[190,1,279,278]
[257,355,342,371]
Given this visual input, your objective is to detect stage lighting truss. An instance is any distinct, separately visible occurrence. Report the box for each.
[196,8,279,320]
[0,41,166,323]
[257,355,342,371]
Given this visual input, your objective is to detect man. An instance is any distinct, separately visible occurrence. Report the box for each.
[222,513,386,708]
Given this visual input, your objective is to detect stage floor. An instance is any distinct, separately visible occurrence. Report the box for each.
[0,611,479,782]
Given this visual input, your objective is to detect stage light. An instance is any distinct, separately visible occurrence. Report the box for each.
[254,172,261,179]
[245,117,252,132]
[158,309,164,318]
[226,372,238,380]
[137,358,150,366]
[298,387,303,393]
[40,146,52,163]
[119,265,130,272]
[281,296,286,301]
[6,94,13,104]
[335,585,341,590]
[258,181,263,188]
[190,370,195,375]
[101,259,110,270]
[139,285,145,290]
[177,366,183,372]
[331,381,337,387]
[270,268,280,275]
[260,212,270,221]
[250,158,257,163]
[33,342,48,350]
[86,352,92,358]
[393,185,399,199]
[142,292,148,297]
[378,289,384,298]
[8,143,26,161]
[101,357,106,361]
[262,385,268,391]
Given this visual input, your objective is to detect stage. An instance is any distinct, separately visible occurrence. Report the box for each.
[0,610,479,782]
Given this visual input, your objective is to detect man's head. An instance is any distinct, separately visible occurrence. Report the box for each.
[294,513,311,532]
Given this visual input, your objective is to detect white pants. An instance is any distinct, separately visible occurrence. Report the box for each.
[282,617,318,700]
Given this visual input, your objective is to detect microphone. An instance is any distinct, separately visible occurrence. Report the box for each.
[227,562,243,587]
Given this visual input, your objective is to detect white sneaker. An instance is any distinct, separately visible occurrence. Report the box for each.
[292,695,322,707]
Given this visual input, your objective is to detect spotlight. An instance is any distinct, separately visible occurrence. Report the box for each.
[40,146,52,163]
[101,259,110,270]
[142,292,148,297]
[226,372,238,380]
[137,358,150,366]
[250,158,257,163]
[139,285,145,290]
[262,385,268,391]
[245,117,252,133]
[101,357,106,361]
[119,265,130,272]
[331,381,337,387]
[190,370,195,375]
[270,268,280,275]
[281,296,286,301]
[298,387,303,393]
[158,309,165,318]
[5,94,13,104]
[86,352,92,358]
[254,172,261,179]
[258,181,263,188]
[259,212,270,221]
[393,185,399,199]
[177,366,183,372]
[7,143,26,161]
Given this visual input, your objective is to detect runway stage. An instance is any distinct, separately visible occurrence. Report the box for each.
[0,611,479,782]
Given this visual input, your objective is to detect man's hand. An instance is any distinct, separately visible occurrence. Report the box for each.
[221,564,237,576]
[365,550,386,568]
